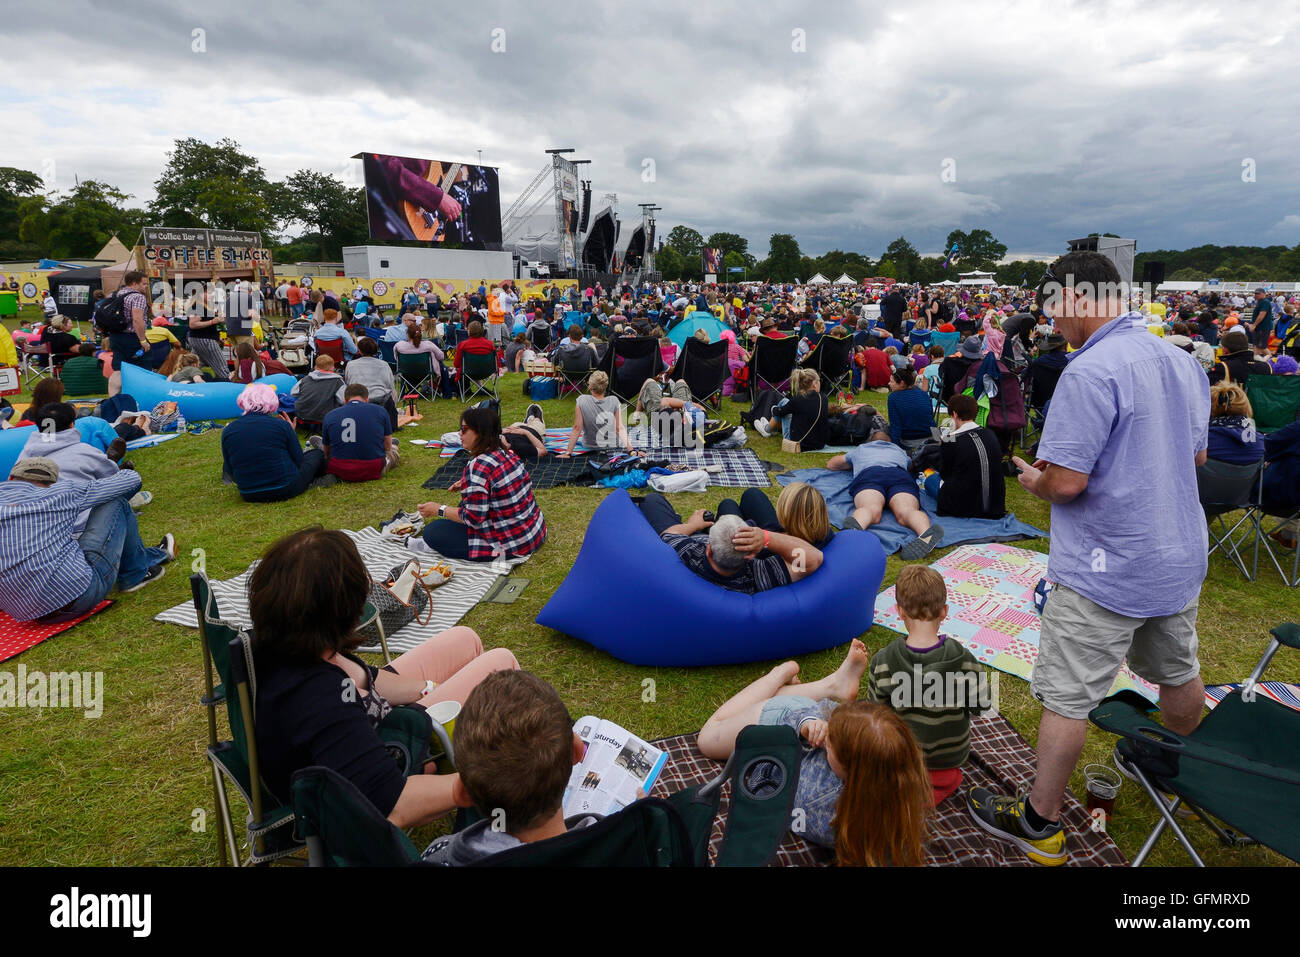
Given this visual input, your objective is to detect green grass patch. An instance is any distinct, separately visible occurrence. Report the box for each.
[0,314,1295,866]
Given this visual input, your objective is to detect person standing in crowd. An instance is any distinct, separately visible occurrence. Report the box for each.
[968,252,1210,866]
[100,270,154,396]
[1249,287,1274,358]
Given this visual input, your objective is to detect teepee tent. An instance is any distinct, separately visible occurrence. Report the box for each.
[832,273,855,285]
[807,272,831,285]
[94,234,132,263]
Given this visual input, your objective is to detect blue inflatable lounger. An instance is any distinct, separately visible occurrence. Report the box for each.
[121,364,298,421]
[536,490,887,667]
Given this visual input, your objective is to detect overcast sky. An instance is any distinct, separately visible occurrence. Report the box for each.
[3,0,1297,261]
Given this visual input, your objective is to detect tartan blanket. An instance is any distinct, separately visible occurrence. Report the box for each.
[154,527,522,656]
[436,427,587,458]
[651,711,1127,867]
[423,450,596,491]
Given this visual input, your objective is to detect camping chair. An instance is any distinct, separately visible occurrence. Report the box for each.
[747,335,800,402]
[1258,501,1300,587]
[932,330,960,356]
[799,334,855,396]
[296,723,801,868]
[1246,375,1300,433]
[669,337,728,409]
[315,337,346,368]
[556,349,594,397]
[527,324,553,354]
[191,574,436,866]
[458,350,500,403]
[396,351,438,402]
[1090,622,1300,866]
[1197,458,1265,581]
[598,336,665,402]
[20,341,56,389]
[378,339,398,370]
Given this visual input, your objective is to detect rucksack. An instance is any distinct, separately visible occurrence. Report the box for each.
[94,292,132,334]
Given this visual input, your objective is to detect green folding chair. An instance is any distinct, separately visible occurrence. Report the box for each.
[193,574,438,866]
[397,351,438,401]
[1090,622,1300,866]
[458,350,500,403]
[1246,375,1300,433]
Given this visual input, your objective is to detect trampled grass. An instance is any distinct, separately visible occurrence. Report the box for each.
[0,328,1296,866]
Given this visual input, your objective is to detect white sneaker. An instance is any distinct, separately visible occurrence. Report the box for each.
[754,418,772,437]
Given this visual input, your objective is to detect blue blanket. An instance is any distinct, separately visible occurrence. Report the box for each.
[777,468,1047,555]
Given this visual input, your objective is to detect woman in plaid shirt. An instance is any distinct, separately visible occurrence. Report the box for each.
[416,406,546,561]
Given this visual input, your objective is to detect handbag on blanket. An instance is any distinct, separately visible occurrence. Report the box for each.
[357,560,451,643]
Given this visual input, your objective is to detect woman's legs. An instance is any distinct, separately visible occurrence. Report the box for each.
[698,661,800,759]
[421,519,472,559]
[739,487,781,531]
[715,497,742,519]
[389,626,521,704]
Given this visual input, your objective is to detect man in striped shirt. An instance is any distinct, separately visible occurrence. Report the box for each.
[0,458,176,622]
[639,495,823,594]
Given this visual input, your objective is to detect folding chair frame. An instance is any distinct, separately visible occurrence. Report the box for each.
[396,353,438,402]
[1259,505,1300,587]
[1199,459,1266,582]
[458,357,500,403]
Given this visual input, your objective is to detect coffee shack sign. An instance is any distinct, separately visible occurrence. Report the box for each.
[136,227,271,271]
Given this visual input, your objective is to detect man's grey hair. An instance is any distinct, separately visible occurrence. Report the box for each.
[857,317,869,330]
[708,514,748,573]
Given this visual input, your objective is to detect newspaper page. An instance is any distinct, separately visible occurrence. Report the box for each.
[563,716,668,817]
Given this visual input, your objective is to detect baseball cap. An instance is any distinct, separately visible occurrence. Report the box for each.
[9,457,59,484]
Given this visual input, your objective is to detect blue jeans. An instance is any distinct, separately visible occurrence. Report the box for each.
[46,497,167,622]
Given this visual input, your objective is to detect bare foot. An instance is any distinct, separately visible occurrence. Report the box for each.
[770,661,800,686]
[827,639,870,701]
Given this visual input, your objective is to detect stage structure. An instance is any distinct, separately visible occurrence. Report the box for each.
[1066,235,1137,286]
[502,149,592,278]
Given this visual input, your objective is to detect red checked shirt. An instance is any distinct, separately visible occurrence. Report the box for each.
[459,448,546,561]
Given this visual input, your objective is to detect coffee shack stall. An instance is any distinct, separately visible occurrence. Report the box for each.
[125,227,274,297]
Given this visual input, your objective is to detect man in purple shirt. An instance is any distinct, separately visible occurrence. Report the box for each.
[968,252,1210,865]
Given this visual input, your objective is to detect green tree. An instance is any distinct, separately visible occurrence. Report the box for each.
[151,137,275,231]
[42,181,147,259]
[882,237,919,280]
[0,167,45,237]
[875,258,897,279]
[655,244,685,280]
[723,250,746,278]
[1168,267,1203,281]
[945,228,1007,272]
[665,225,704,261]
[763,233,802,282]
[275,170,362,259]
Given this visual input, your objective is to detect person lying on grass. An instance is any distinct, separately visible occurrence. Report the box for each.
[698,641,932,865]
[828,430,944,560]
[636,493,824,593]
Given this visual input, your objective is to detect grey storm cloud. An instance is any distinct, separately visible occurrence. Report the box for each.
[3,0,1298,259]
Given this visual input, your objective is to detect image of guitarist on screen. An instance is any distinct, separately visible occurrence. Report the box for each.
[364,153,463,242]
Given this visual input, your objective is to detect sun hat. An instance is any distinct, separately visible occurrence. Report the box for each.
[1040,332,1067,351]
[958,336,984,360]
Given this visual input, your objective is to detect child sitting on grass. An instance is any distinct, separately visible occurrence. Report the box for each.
[868,565,988,806]
[423,670,591,865]
[698,640,932,865]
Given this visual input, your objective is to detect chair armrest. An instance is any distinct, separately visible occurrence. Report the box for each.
[1270,622,1300,650]
[1090,693,1300,786]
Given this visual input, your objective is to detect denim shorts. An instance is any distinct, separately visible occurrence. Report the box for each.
[759,695,821,728]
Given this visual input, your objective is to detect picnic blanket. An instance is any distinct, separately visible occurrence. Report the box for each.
[154,527,523,656]
[436,427,586,458]
[873,543,1159,704]
[125,432,183,450]
[778,467,1044,553]
[1206,682,1300,713]
[0,601,113,664]
[423,450,595,491]
[651,711,1126,866]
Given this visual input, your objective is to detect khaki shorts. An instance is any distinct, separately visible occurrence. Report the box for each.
[1029,583,1200,720]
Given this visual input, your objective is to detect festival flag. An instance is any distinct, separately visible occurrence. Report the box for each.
[941,243,959,269]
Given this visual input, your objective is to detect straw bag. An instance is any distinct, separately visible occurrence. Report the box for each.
[781,394,824,454]
[357,560,453,642]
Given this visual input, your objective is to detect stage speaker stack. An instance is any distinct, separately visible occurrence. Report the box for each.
[579,183,592,233]
[1066,236,1137,286]
[1141,261,1166,288]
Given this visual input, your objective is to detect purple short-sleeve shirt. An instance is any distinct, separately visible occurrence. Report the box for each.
[1037,313,1210,618]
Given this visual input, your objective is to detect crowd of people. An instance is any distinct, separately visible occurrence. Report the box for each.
[5,250,1296,868]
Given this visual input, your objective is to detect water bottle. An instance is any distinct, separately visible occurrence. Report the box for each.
[176,411,186,434]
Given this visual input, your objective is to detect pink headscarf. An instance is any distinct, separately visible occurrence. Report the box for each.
[236,382,280,415]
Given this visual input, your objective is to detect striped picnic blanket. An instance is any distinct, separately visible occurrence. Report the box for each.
[651,711,1127,867]
[154,527,524,656]
[1206,682,1300,712]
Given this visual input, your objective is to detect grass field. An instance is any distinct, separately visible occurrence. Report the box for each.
[0,308,1295,867]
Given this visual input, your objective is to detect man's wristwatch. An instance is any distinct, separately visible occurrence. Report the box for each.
[438,504,447,518]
